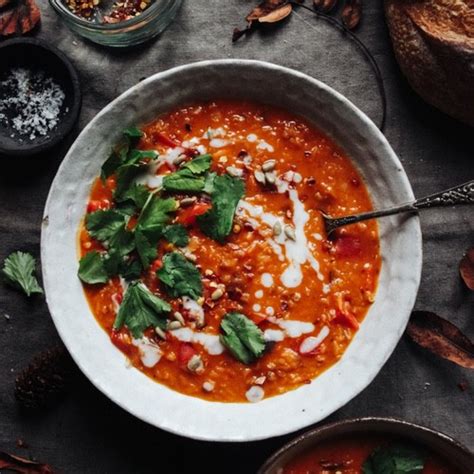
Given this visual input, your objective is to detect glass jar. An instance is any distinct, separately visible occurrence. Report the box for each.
[49,0,182,48]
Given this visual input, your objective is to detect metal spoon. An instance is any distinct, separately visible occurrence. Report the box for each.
[321,179,474,235]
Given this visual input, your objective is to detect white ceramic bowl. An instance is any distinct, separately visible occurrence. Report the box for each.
[41,60,422,442]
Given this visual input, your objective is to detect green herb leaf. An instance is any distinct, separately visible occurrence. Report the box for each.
[157,252,202,299]
[162,224,189,247]
[119,259,142,281]
[362,444,425,474]
[197,174,245,243]
[114,163,142,201]
[103,226,135,275]
[78,251,108,285]
[101,127,144,180]
[123,126,143,139]
[220,312,265,364]
[85,211,136,277]
[113,282,170,338]
[1,251,43,296]
[134,196,178,267]
[85,210,126,242]
[181,154,212,174]
[118,183,150,212]
[101,147,126,181]
[114,149,158,201]
[162,155,212,193]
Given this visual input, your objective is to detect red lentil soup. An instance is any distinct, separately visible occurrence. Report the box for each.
[78,100,380,403]
[282,436,461,473]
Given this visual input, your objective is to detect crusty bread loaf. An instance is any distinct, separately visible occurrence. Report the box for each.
[384,0,474,127]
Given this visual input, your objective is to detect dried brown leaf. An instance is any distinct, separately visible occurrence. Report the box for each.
[460,247,474,290]
[313,0,338,12]
[0,0,12,8]
[0,452,54,474]
[341,0,361,30]
[406,311,474,369]
[246,0,290,22]
[258,3,292,23]
[0,0,40,36]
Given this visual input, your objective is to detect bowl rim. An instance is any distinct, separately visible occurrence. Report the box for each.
[0,38,82,157]
[258,416,474,473]
[41,59,423,441]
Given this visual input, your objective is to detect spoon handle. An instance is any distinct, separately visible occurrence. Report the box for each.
[413,180,474,209]
[324,179,474,233]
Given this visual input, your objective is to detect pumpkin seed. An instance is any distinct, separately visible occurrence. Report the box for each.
[265,171,276,184]
[202,381,215,392]
[284,225,296,241]
[180,196,197,207]
[273,221,282,237]
[187,354,204,374]
[262,159,276,172]
[167,320,182,330]
[173,311,185,325]
[154,326,167,339]
[254,170,266,185]
[211,287,224,300]
[226,165,243,177]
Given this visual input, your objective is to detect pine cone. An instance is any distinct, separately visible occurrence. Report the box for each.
[15,346,75,410]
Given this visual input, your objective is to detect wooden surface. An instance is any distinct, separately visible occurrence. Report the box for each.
[0,1,472,472]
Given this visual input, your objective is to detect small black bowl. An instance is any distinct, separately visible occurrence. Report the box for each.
[0,38,81,157]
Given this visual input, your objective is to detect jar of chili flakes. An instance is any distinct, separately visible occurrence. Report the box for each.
[49,0,182,47]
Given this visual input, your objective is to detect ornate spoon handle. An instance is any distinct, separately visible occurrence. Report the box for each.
[323,179,474,234]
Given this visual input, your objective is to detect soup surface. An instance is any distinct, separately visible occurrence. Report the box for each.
[282,436,461,474]
[78,100,380,402]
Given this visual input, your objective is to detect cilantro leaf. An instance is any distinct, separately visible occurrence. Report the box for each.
[181,154,212,174]
[113,149,158,201]
[85,211,136,277]
[85,210,126,242]
[101,127,144,180]
[118,183,150,213]
[113,282,171,338]
[123,126,143,140]
[157,252,202,299]
[136,196,178,236]
[134,196,178,267]
[134,230,157,271]
[162,224,189,247]
[102,226,135,275]
[101,147,126,181]
[220,312,265,364]
[162,155,212,193]
[1,251,43,296]
[114,163,142,200]
[197,174,245,243]
[78,251,108,285]
[108,226,135,255]
[119,259,142,281]
[362,444,425,474]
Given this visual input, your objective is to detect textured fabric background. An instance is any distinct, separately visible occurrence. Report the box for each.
[0,1,472,472]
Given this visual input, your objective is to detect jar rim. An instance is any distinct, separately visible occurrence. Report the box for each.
[49,0,174,31]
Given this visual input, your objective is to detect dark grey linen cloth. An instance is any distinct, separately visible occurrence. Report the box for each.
[0,1,472,472]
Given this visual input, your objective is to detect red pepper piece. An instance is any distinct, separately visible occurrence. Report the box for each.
[333,309,359,330]
[87,199,110,213]
[178,343,196,366]
[334,235,362,258]
[154,132,179,148]
[177,202,212,226]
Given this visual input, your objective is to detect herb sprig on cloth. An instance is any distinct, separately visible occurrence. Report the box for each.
[1,251,43,296]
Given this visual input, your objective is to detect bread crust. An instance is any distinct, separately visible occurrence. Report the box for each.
[385,0,474,126]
